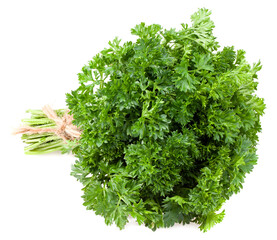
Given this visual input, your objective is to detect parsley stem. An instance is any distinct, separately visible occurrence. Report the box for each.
[19,108,73,154]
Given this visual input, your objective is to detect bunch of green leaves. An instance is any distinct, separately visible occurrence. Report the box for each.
[66,8,265,232]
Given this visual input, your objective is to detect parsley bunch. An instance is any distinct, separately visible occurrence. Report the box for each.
[66,8,265,231]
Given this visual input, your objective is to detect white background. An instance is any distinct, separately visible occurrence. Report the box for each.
[1,0,276,239]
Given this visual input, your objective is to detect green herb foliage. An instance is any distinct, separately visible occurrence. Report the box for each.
[66,8,265,231]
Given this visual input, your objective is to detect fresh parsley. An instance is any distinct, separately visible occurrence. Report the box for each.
[64,8,265,231]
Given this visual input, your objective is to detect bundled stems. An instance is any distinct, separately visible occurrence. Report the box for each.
[14,107,81,155]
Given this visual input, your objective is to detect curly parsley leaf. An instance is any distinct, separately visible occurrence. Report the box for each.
[66,8,265,231]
